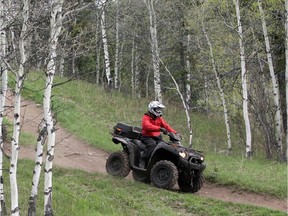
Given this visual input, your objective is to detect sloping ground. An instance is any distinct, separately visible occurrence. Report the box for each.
[4,95,287,213]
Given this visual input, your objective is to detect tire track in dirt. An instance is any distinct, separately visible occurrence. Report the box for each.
[4,94,287,213]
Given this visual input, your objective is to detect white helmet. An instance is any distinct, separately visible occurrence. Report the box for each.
[148,101,165,117]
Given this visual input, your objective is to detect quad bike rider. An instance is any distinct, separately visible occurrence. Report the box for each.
[140,101,178,169]
[106,102,206,193]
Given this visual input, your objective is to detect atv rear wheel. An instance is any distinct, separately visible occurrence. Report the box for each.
[150,160,178,189]
[106,151,131,177]
[132,170,150,184]
[178,172,204,193]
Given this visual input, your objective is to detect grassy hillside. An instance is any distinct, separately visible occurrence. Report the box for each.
[18,73,287,199]
[1,160,286,216]
[2,72,286,215]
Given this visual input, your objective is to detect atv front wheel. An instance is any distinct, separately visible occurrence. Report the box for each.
[106,151,131,177]
[150,160,178,189]
[178,172,204,193]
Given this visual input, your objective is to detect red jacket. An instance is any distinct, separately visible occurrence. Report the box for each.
[141,113,176,137]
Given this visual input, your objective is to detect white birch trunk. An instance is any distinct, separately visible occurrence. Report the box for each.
[114,0,119,89]
[204,76,210,115]
[59,55,65,77]
[118,39,124,91]
[44,1,63,215]
[10,1,29,215]
[258,0,283,156]
[285,0,288,161]
[96,46,100,84]
[0,1,8,213]
[185,35,191,109]
[94,6,100,85]
[161,59,193,147]
[202,24,232,151]
[135,45,140,98]
[145,0,162,103]
[146,69,150,97]
[7,0,16,61]
[99,3,112,87]
[131,38,135,94]
[28,124,47,216]
[234,0,252,158]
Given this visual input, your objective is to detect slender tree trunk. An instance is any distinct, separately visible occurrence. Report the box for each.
[145,0,162,103]
[43,1,63,215]
[202,24,232,151]
[285,0,288,161]
[131,38,135,95]
[7,0,16,65]
[96,46,100,84]
[118,40,124,91]
[0,1,8,214]
[94,6,100,85]
[145,68,150,97]
[28,124,47,216]
[135,45,140,98]
[99,3,112,88]
[204,76,210,115]
[161,59,193,147]
[185,35,192,109]
[59,56,65,77]
[114,0,119,89]
[234,0,252,158]
[258,0,283,158]
[10,1,29,215]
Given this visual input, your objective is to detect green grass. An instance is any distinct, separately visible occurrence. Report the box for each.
[2,72,286,215]
[2,159,286,216]
[204,153,287,198]
[17,72,287,198]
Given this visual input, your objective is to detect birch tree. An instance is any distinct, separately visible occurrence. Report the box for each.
[144,0,162,103]
[134,45,140,98]
[114,0,120,89]
[233,0,252,158]
[97,0,112,88]
[43,0,63,215]
[185,35,192,109]
[131,38,135,94]
[201,23,232,151]
[160,59,193,147]
[0,1,8,214]
[9,0,30,215]
[28,123,47,216]
[258,0,283,158]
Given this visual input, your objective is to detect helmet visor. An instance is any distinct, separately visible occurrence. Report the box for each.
[154,107,163,115]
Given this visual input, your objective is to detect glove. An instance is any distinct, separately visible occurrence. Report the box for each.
[160,127,168,134]
[176,133,182,140]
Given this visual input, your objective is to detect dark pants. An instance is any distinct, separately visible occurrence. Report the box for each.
[140,135,162,161]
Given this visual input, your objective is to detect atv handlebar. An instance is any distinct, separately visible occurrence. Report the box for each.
[167,132,182,142]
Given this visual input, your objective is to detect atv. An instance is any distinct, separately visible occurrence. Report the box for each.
[106,122,206,193]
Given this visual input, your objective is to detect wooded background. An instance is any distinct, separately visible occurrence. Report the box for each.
[0,0,287,215]
[1,0,288,160]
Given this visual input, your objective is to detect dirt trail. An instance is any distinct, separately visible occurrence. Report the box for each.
[4,95,288,213]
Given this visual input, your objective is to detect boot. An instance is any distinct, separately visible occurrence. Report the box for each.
[139,159,146,168]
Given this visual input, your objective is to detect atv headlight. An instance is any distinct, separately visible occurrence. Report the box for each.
[200,156,204,161]
[179,151,186,158]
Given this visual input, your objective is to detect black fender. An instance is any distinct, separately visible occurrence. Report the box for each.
[112,137,129,145]
[147,142,180,170]
[112,137,140,169]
